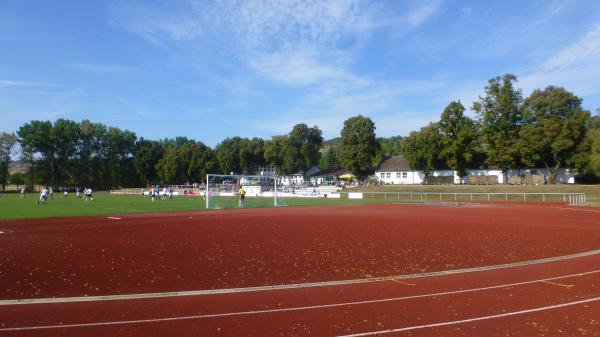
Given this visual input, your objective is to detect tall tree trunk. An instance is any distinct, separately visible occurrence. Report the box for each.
[546,162,560,185]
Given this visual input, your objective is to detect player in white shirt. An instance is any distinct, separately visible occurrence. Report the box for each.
[84,187,93,202]
[37,187,49,204]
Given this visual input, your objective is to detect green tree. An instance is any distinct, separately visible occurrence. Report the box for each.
[379,136,403,156]
[155,147,179,183]
[53,119,79,183]
[76,120,106,187]
[133,138,164,186]
[186,142,217,182]
[18,120,66,186]
[589,110,600,176]
[401,123,444,176]
[18,121,55,185]
[264,135,288,170]
[340,115,379,177]
[372,136,403,167]
[588,111,600,129]
[0,132,18,191]
[156,140,216,184]
[102,127,137,188]
[21,145,37,188]
[216,137,243,174]
[587,128,600,176]
[18,119,81,187]
[9,172,26,186]
[472,74,523,182]
[239,138,265,174]
[319,147,340,170]
[439,101,479,179]
[519,86,590,183]
[282,124,323,174]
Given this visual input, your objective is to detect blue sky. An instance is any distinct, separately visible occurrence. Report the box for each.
[1,0,600,147]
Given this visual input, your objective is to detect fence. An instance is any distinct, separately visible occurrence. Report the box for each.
[339,192,587,205]
[109,189,587,205]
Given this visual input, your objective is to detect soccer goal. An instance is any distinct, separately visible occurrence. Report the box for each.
[205,174,286,209]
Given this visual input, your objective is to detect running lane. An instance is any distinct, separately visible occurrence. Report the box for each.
[1,252,600,337]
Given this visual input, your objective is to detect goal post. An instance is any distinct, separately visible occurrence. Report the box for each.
[205,174,286,209]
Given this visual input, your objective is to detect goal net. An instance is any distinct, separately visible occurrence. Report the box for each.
[205,174,286,209]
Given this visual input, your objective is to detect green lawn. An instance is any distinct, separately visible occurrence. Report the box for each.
[2,184,598,221]
[0,193,390,221]
[352,184,600,206]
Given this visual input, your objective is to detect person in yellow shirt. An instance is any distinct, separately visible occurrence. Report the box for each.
[238,185,246,208]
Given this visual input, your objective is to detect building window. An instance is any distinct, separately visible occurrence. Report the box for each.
[380,172,385,179]
[396,172,401,178]
[402,172,408,178]
[386,172,391,179]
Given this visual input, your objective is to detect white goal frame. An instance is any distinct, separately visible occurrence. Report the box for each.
[205,174,281,209]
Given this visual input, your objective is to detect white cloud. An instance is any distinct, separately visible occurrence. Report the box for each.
[249,49,358,86]
[110,0,385,89]
[521,23,600,96]
[109,0,453,138]
[68,63,137,74]
[0,80,60,87]
[110,0,380,49]
[406,0,442,27]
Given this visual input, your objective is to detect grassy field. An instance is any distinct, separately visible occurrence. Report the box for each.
[352,184,600,206]
[1,184,597,221]
[0,193,390,221]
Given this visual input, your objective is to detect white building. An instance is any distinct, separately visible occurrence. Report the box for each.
[376,155,576,185]
[262,165,321,186]
[376,155,424,184]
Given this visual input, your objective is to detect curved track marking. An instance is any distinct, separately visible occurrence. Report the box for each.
[337,296,600,337]
[2,248,600,306]
[560,207,600,213]
[1,269,599,332]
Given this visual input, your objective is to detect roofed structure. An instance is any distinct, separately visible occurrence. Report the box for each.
[377,155,411,172]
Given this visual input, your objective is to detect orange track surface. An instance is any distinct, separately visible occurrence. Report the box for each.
[1,203,599,336]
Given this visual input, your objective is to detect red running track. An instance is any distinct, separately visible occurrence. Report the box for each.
[1,203,600,336]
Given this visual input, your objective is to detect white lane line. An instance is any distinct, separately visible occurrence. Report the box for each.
[106,217,122,220]
[337,296,600,337]
[3,248,600,306]
[559,207,600,213]
[0,269,598,332]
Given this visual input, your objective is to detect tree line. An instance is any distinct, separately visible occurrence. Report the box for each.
[0,73,599,190]
[402,74,599,183]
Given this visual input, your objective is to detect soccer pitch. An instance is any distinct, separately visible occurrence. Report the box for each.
[0,193,389,221]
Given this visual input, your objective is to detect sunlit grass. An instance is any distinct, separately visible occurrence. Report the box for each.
[0,193,391,221]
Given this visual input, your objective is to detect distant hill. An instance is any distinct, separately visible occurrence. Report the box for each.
[320,137,341,153]
[319,136,403,165]
[323,137,341,147]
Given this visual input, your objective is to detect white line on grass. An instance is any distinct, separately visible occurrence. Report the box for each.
[0,269,599,331]
[337,296,600,337]
[2,249,600,306]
